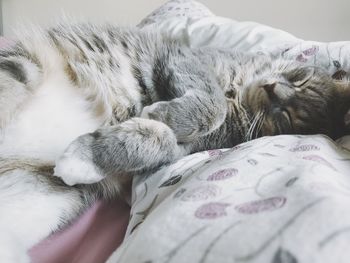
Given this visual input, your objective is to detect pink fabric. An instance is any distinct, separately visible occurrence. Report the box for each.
[29,200,130,263]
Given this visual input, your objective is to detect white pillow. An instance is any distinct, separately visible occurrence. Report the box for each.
[139,0,350,79]
[141,14,299,52]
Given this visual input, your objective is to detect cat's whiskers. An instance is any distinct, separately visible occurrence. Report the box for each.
[245,115,256,141]
[246,111,264,141]
[246,113,259,141]
[253,111,265,139]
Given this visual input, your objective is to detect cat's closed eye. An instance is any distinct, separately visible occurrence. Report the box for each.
[283,67,314,87]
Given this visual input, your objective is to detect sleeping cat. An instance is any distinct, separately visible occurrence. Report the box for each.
[0,23,349,262]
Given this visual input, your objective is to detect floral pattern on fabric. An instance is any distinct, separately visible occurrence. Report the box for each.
[138,0,213,27]
[110,135,350,263]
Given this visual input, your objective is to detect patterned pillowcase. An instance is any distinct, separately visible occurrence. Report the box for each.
[139,1,350,83]
[112,133,350,263]
[138,0,214,27]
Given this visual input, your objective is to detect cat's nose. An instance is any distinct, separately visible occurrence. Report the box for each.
[261,83,276,93]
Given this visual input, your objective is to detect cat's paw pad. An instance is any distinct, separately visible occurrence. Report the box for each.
[54,140,104,186]
[54,155,103,186]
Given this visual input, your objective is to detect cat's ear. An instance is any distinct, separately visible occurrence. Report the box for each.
[337,82,350,138]
[283,67,314,87]
[335,81,350,96]
[334,81,350,116]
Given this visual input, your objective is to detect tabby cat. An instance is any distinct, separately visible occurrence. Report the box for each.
[0,23,349,262]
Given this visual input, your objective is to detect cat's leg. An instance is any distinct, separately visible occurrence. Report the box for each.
[0,45,41,129]
[54,118,184,185]
[141,58,228,143]
[141,90,227,143]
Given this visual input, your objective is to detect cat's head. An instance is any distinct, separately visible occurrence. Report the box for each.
[238,59,350,140]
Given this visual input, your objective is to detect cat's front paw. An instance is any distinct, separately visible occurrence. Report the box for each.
[54,138,104,186]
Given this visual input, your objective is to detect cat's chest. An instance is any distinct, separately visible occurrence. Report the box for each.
[0,74,103,161]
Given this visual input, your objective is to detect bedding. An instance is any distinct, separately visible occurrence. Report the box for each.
[110,135,350,263]
[29,200,130,263]
[20,0,350,262]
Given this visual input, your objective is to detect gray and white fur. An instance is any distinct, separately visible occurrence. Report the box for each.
[0,23,349,262]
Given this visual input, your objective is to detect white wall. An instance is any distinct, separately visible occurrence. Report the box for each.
[201,0,350,41]
[2,0,167,35]
[2,0,350,41]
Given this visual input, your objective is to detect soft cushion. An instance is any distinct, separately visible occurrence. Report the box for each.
[140,0,350,79]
